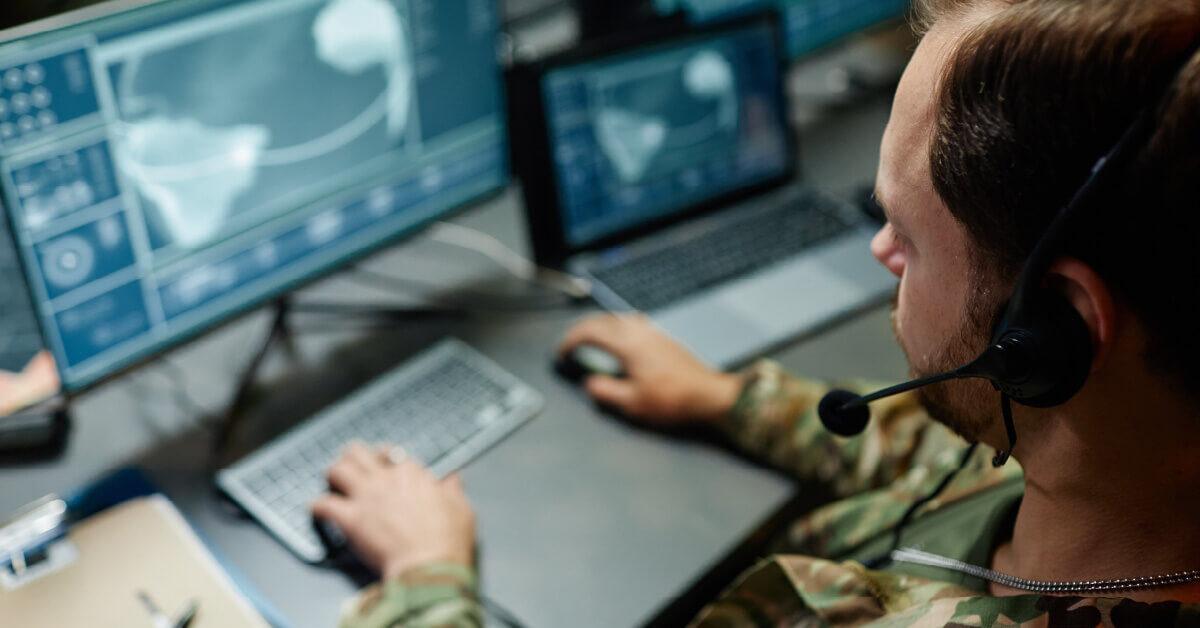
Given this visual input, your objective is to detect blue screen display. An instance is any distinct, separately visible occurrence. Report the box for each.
[655,0,908,58]
[543,21,790,248]
[0,0,508,389]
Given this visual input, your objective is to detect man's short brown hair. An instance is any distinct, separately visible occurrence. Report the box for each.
[918,0,1200,401]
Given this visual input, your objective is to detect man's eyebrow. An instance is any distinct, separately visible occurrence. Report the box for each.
[872,188,897,225]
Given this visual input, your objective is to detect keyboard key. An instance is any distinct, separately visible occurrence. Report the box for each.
[477,404,502,426]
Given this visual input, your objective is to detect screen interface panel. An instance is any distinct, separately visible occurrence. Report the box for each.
[0,0,508,390]
[655,0,908,58]
[543,20,789,249]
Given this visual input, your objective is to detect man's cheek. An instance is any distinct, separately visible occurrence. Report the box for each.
[897,285,944,363]
[892,290,922,362]
[894,277,923,340]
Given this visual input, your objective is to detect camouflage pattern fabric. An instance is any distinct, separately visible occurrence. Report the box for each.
[724,360,994,501]
[340,563,481,628]
[691,556,1200,627]
[692,360,1200,626]
[725,360,1021,560]
[342,359,1200,627]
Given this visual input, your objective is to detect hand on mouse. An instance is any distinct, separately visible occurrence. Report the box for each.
[312,442,475,579]
[559,314,744,427]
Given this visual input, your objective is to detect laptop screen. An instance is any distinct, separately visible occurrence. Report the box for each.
[541,18,790,249]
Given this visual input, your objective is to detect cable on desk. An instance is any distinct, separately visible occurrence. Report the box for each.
[119,357,211,437]
[123,376,174,440]
[426,221,592,299]
[502,0,572,29]
[284,302,494,331]
[288,302,466,318]
[480,593,528,628]
[155,359,211,419]
[337,267,587,313]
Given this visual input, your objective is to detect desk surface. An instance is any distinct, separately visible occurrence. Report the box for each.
[0,90,908,628]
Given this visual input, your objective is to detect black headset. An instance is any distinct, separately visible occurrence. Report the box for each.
[818,106,1158,467]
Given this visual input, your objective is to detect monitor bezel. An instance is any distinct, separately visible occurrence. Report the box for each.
[510,9,797,268]
[0,0,511,396]
[655,0,910,61]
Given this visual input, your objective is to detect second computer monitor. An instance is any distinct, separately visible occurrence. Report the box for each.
[656,0,908,58]
[0,0,509,391]
[536,14,792,253]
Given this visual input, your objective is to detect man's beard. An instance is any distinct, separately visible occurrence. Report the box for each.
[892,283,1004,443]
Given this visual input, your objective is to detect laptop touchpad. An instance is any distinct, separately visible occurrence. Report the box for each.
[653,304,763,368]
[714,260,862,335]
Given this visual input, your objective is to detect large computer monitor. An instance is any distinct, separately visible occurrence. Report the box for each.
[655,0,908,58]
[0,0,509,392]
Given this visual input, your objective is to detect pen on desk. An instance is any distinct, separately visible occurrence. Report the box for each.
[174,599,199,628]
[137,591,172,628]
[137,591,199,628]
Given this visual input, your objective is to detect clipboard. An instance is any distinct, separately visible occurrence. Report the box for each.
[0,469,278,627]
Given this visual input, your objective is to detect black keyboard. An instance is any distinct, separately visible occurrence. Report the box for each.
[217,339,544,563]
[588,192,855,312]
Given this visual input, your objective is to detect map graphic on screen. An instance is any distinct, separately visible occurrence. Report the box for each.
[0,0,508,389]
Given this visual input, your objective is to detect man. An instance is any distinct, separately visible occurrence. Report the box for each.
[314,0,1200,625]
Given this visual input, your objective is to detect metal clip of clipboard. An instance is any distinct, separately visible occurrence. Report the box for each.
[0,495,78,591]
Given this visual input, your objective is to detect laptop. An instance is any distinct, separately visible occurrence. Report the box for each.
[510,12,896,368]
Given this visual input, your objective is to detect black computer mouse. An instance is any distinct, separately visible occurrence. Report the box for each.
[554,344,627,382]
[313,512,350,558]
[313,513,379,585]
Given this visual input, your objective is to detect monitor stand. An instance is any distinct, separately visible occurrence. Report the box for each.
[208,296,298,469]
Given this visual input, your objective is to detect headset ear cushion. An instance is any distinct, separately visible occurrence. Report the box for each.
[1006,289,1094,408]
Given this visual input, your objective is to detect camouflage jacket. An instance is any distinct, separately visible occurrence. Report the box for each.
[340,360,1200,627]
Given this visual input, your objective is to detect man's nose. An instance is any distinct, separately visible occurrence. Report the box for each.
[870,224,904,278]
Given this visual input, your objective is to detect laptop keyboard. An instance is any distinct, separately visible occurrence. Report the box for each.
[588,192,857,312]
[216,338,544,563]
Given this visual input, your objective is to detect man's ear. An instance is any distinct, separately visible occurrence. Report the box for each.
[1046,258,1118,372]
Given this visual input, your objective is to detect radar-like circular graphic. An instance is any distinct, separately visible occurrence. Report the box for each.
[40,235,96,289]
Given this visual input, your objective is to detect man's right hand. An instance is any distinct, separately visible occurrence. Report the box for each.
[312,443,475,580]
[559,314,744,428]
